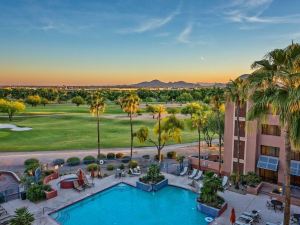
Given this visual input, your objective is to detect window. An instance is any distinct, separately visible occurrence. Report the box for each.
[234,140,245,160]
[261,145,280,157]
[235,103,246,118]
[292,152,300,161]
[291,175,300,187]
[259,168,278,184]
[234,121,245,137]
[261,124,281,136]
[232,162,244,174]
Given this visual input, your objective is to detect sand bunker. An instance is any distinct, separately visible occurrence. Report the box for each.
[0,124,32,131]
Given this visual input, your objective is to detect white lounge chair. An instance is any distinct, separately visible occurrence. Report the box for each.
[130,168,141,176]
[222,176,228,187]
[193,170,203,181]
[188,169,198,179]
[235,221,250,225]
[180,167,188,176]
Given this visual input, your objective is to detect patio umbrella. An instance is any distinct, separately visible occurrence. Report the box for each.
[77,169,84,184]
[91,168,95,178]
[230,208,236,224]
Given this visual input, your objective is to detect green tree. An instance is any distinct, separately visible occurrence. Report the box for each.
[146,104,157,119]
[90,93,106,165]
[188,103,209,169]
[226,77,248,188]
[26,95,41,107]
[167,107,179,115]
[210,87,225,176]
[10,207,34,225]
[247,43,300,225]
[0,99,25,121]
[135,113,184,163]
[72,96,85,107]
[176,92,193,103]
[181,102,201,118]
[119,93,140,160]
[40,98,49,107]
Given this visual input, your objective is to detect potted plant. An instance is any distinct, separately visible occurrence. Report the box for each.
[197,172,227,217]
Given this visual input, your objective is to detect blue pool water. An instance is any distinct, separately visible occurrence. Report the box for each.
[51,183,209,225]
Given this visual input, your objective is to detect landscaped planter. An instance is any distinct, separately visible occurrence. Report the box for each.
[136,181,152,192]
[45,189,58,200]
[152,179,168,191]
[136,179,168,192]
[246,182,263,195]
[43,172,59,185]
[197,201,228,218]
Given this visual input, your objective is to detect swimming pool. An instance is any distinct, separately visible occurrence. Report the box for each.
[51,183,209,225]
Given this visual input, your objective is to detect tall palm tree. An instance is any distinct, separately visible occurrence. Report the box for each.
[248,43,300,225]
[189,103,209,170]
[226,77,248,188]
[210,87,225,176]
[90,93,106,161]
[119,92,140,160]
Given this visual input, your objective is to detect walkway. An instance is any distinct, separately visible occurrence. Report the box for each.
[1,173,299,225]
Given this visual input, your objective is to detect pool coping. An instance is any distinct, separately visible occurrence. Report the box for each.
[48,180,204,225]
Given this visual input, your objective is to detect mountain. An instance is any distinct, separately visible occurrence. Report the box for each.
[130,80,225,88]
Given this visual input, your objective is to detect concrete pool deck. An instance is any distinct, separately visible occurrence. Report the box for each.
[1,173,299,225]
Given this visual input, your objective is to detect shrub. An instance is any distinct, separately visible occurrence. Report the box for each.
[10,207,35,225]
[66,157,80,166]
[167,151,177,159]
[154,154,164,161]
[121,156,131,163]
[26,184,49,202]
[43,170,55,176]
[244,172,262,187]
[142,155,150,160]
[119,164,125,170]
[24,162,40,176]
[24,158,39,166]
[97,153,106,159]
[106,164,115,171]
[83,155,96,165]
[128,160,138,169]
[52,159,65,166]
[116,153,124,159]
[87,163,99,171]
[107,153,115,160]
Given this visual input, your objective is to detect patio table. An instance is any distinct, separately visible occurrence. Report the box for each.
[271,200,283,211]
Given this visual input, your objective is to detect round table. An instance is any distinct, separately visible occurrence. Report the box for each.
[271,200,283,211]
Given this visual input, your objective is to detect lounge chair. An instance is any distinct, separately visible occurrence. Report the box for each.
[82,175,92,188]
[188,169,198,179]
[193,170,203,181]
[73,180,83,192]
[129,168,141,176]
[222,176,228,187]
[180,167,188,176]
[0,215,13,225]
[242,210,261,222]
[234,221,251,225]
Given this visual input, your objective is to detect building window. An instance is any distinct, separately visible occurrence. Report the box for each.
[259,168,278,184]
[261,124,281,136]
[234,140,245,160]
[292,152,300,161]
[291,175,300,187]
[261,145,280,157]
[234,121,245,137]
[235,103,246,118]
[232,162,244,174]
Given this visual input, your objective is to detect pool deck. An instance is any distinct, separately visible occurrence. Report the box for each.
[1,173,299,225]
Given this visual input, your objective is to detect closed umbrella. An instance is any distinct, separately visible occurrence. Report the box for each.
[230,208,236,225]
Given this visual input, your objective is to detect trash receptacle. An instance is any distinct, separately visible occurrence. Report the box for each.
[20,191,26,200]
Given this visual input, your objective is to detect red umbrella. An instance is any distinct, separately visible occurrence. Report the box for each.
[230,208,236,224]
[91,168,95,178]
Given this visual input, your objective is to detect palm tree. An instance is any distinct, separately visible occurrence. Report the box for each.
[226,77,248,188]
[248,43,300,225]
[210,87,225,176]
[119,92,140,160]
[10,207,34,225]
[189,102,209,170]
[89,93,106,162]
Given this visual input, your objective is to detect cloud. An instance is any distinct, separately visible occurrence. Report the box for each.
[119,3,181,34]
[177,23,193,44]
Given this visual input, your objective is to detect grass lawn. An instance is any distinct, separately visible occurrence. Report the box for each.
[0,103,210,152]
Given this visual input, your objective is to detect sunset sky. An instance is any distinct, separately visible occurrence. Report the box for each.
[0,0,300,85]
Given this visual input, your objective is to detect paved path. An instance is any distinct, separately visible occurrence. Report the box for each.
[0,141,216,168]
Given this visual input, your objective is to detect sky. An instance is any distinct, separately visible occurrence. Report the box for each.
[0,0,300,86]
